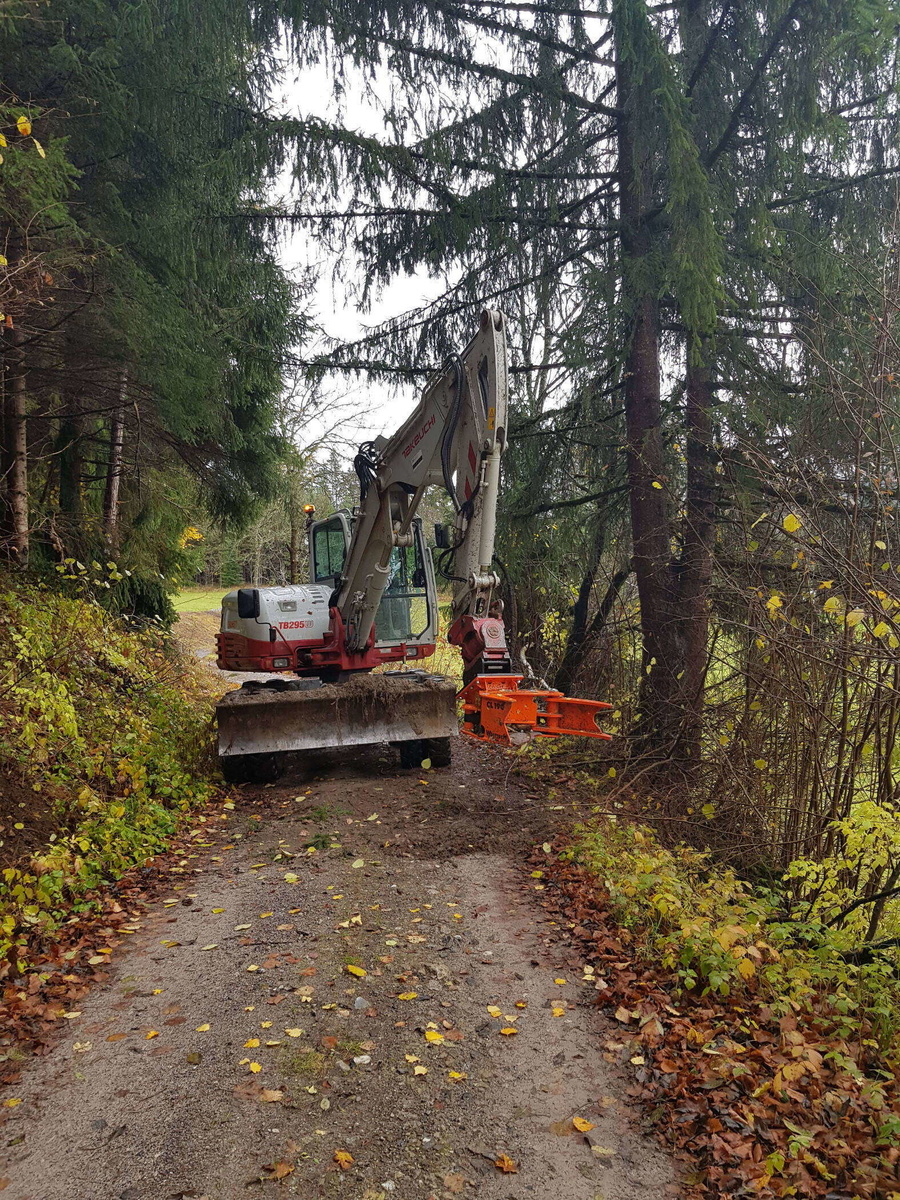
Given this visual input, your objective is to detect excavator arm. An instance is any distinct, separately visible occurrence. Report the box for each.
[332,308,611,745]
[335,308,508,671]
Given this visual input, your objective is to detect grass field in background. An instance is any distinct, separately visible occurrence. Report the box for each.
[172,586,233,612]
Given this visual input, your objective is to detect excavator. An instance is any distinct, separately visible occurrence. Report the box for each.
[214,309,611,782]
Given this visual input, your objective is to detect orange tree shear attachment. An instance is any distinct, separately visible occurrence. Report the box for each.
[458,674,613,746]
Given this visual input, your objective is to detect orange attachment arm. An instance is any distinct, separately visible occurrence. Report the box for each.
[458,675,613,746]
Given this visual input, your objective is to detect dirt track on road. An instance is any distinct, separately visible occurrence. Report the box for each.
[0,738,676,1200]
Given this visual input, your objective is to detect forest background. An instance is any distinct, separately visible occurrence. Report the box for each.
[5,0,900,970]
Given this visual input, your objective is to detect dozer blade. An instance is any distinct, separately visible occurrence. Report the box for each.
[216,671,458,759]
[458,674,613,746]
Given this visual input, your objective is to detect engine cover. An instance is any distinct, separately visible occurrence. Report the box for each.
[217,584,333,672]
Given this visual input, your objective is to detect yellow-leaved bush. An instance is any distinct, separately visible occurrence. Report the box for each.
[0,577,216,966]
[569,815,900,1042]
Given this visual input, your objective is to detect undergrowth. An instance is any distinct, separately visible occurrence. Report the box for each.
[571,816,900,1047]
[0,575,216,971]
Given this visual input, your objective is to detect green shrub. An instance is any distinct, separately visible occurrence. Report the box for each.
[570,815,900,1043]
[0,575,216,967]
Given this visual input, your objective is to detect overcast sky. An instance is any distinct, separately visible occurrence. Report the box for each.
[277,57,447,456]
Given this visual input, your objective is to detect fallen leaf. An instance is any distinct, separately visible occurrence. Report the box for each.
[346,965,367,978]
[196,1023,210,1032]
[614,1006,634,1023]
[424,1030,444,1044]
[414,1064,428,1075]
[573,1116,594,1132]
[494,1154,517,1174]
[186,1052,202,1065]
[552,1006,565,1017]
[448,1070,467,1080]
[248,1062,262,1073]
[146,1030,159,1040]
[264,1160,294,1180]
[486,1005,502,1017]
[398,992,418,1001]
[500,1027,518,1036]
[259,1088,284,1102]
[334,1149,354,1169]
[351,859,364,869]
[285,1028,304,1038]
[1,1099,22,1108]
[444,1173,466,1194]
[245,1038,260,1048]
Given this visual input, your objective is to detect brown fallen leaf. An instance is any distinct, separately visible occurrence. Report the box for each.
[443,1173,466,1194]
[263,1160,294,1180]
[334,1149,354,1169]
[572,1116,594,1132]
[494,1154,518,1174]
[259,1088,284,1102]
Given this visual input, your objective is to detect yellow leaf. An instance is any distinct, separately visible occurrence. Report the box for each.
[404,1054,420,1063]
[333,1150,354,1169]
[212,907,224,913]
[398,991,418,1000]
[244,1038,260,1048]
[351,859,364,869]
[554,977,567,985]
[873,622,890,638]
[0,133,7,147]
[2,1098,22,1107]
[146,1030,159,1040]
[783,513,801,533]
[738,957,756,980]
[448,1070,467,1080]
[500,1027,518,1036]
[651,481,663,489]
[0,255,6,266]
[195,1023,210,1032]
[16,116,31,136]
[413,1064,428,1075]
[552,1006,565,1017]
[246,964,260,972]
[248,1061,262,1073]
[259,1088,284,1102]
[846,608,865,627]
[875,540,887,550]
[424,1030,444,1044]
[285,1028,304,1038]
[486,1005,502,1017]
[346,964,367,978]
[823,596,842,613]
[573,1116,594,1132]
[494,1154,518,1173]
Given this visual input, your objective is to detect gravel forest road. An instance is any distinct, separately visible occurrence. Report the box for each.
[0,735,677,1200]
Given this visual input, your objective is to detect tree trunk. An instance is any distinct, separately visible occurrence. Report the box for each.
[288,516,300,584]
[616,37,686,758]
[1,322,29,566]
[554,521,606,694]
[103,370,127,548]
[675,349,717,766]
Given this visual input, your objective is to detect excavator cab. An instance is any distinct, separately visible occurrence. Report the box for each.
[308,511,438,654]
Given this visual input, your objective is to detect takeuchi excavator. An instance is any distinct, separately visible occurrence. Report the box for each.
[214,309,611,782]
